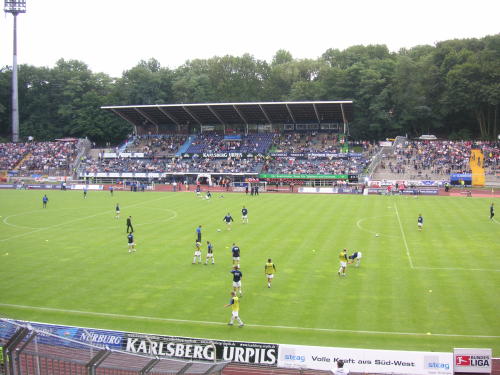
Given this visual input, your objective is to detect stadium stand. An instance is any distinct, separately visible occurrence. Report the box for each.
[123,134,189,156]
[79,133,371,178]
[262,157,369,175]
[185,134,274,155]
[0,142,34,170]
[0,140,78,176]
[372,140,500,182]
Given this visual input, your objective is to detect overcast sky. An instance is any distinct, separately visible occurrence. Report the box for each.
[1,0,499,78]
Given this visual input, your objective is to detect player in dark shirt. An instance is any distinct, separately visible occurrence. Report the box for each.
[126,216,134,233]
[230,265,243,296]
[348,251,362,267]
[83,186,88,199]
[127,233,135,253]
[115,203,120,219]
[241,207,248,224]
[196,225,202,242]
[231,243,240,266]
[490,203,495,221]
[417,214,424,231]
[205,241,214,265]
[42,194,48,208]
[223,213,234,230]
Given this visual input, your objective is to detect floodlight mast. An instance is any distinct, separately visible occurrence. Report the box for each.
[4,0,26,143]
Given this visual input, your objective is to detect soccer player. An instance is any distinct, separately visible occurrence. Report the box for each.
[338,248,348,277]
[205,241,215,265]
[490,203,495,221]
[224,291,244,327]
[230,265,243,296]
[126,216,134,233]
[193,240,202,264]
[195,185,201,197]
[83,186,88,199]
[417,214,424,231]
[223,213,234,230]
[115,203,120,219]
[348,251,362,267]
[265,258,276,288]
[231,243,240,266]
[42,194,48,208]
[127,232,135,253]
[109,186,114,195]
[196,225,202,242]
[241,206,248,224]
[206,191,212,199]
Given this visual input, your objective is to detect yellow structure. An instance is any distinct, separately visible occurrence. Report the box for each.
[470,149,485,186]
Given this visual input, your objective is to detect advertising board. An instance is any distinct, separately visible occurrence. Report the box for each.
[278,344,453,375]
[0,320,277,366]
[454,348,492,373]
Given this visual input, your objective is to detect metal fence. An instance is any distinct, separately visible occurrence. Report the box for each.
[0,319,228,375]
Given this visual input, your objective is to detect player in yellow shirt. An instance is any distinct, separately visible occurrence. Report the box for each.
[338,248,348,277]
[224,291,244,327]
[265,258,276,288]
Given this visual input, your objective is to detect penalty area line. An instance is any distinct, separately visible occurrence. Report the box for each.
[0,303,498,339]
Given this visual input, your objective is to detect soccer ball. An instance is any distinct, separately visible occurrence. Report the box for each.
[217,229,221,232]
[375,233,380,237]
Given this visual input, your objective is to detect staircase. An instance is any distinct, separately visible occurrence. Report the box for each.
[13,152,32,170]
[176,135,196,156]
[470,149,485,186]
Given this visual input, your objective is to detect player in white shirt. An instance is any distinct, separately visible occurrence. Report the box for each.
[192,240,202,264]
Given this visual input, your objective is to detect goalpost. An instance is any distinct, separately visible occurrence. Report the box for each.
[230,181,267,192]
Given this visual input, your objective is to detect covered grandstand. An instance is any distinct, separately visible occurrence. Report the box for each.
[101,101,354,135]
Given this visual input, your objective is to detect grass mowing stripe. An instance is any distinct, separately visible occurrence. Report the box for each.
[393,202,414,269]
[0,194,174,243]
[1,191,498,352]
[1,303,499,338]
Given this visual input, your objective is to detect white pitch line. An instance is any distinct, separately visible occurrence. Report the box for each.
[0,195,174,243]
[394,203,414,268]
[355,215,399,239]
[0,303,498,339]
[414,266,500,272]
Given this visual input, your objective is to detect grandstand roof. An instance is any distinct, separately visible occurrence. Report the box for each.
[102,101,353,127]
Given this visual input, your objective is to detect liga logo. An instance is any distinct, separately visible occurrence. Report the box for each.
[455,356,471,366]
[455,355,490,368]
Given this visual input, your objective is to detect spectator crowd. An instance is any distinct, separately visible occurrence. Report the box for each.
[0,141,77,173]
[378,140,499,178]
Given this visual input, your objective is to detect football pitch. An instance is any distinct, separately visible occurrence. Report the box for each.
[0,189,499,354]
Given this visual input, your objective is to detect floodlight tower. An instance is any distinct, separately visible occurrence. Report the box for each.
[4,0,26,143]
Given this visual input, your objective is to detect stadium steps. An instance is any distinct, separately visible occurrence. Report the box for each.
[470,149,485,186]
[177,135,196,156]
[13,152,32,170]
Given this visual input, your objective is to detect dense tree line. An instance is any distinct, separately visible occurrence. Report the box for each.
[0,34,498,144]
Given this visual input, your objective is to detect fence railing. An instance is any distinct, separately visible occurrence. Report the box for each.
[0,319,228,375]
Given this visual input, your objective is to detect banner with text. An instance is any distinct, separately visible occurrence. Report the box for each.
[454,348,492,373]
[260,173,350,179]
[269,152,363,159]
[278,344,453,375]
[0,320,277,366]
[123,332,277,365]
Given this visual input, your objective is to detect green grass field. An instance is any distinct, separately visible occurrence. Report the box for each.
[0,189,499,354]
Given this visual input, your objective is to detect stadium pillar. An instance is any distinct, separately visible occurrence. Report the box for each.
[4,0,26,142]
